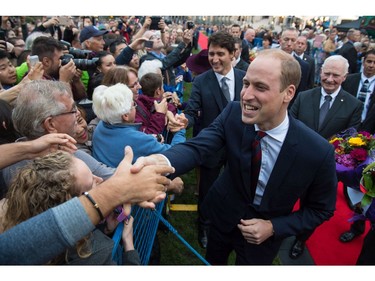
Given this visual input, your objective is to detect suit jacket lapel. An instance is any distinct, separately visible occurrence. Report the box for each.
[312,88,322,130]
[234,69,243,101]
[321,89,345,129]
[241,125,256,199]
[208,70,226,111]
[259,116,299,210]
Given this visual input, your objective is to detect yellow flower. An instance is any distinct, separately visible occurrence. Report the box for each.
[329,137,342,144]
[348,137,366,147]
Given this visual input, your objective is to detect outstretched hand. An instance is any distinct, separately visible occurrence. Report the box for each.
[27,133,77,158]
[113,147,174,208]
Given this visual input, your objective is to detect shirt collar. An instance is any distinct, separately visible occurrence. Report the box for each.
[254,113,289,143]
[214,67,235,82]
[321,86,341,99]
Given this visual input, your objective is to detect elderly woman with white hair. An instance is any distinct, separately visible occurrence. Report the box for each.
[92,83,186,168]
[92,83,185,195]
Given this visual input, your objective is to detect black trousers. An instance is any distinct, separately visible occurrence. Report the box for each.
[356,226,375,265]
[198,165,222,225]
[205,224,281,265]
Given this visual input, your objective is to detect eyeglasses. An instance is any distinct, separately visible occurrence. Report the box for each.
[149,35,160,40]
[127,81,140,89]
[51,105,78,117]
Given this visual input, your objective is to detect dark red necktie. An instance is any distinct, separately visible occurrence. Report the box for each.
[251,131,267,199]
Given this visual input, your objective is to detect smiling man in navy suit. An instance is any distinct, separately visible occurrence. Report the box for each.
[182,31,246,249]
[132,49,337,265]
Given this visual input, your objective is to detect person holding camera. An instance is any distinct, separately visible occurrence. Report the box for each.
[30,36,87,102]
[139,17,193,88]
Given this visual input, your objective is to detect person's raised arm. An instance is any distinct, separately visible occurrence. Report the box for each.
[0,134,77,169]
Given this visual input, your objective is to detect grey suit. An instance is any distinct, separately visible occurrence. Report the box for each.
[290,87,363,139]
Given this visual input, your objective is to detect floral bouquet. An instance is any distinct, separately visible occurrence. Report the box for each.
[249,49,257,62]
[329,128,375,188]
[355,162,375,222]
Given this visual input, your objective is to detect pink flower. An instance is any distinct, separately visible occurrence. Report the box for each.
[350,148,368,163]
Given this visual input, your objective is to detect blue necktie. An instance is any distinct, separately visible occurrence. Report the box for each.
[319,95,332,129]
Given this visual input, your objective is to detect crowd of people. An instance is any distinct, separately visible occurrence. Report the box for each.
[0,15,374,265]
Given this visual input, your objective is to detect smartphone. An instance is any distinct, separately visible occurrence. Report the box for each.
[57,16,71,26]
[144,40,154,48]
[0,30,6,41]
[150,16,162,30]
[29,55,40,67]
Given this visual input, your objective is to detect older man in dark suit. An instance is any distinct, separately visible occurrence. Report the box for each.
[289,54,363,258]
[132,49,337,265]
[183,31,246,249]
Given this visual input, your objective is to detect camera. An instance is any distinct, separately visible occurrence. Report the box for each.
[69,48,93,59]
[186,21,195,30]
[150,16,162,30]
[60,40,93,59]
[156,134,163,142]
[60,54,99,71]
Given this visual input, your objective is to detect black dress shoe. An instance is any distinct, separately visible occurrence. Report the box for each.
[339,230,360,242]
[198,225,209,249]
[289,239,305,259]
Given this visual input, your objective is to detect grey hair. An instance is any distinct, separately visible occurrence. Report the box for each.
[92,83,133,125]
[25,31,51,50]
[138,59,163,81]
[12,80,73,139]
[322,55,349,75]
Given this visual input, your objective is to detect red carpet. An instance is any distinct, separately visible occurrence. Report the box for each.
[305,182,370,265]
[198,31,208,50]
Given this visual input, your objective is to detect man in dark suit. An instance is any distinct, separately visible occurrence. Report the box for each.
[289,54,363,259]
[342,49,375,122]
[279,27,310,107]
[337,28,361,74]
[231,24,250,64]
[339,49,375,243]
[183,31,246,249]
[294,35,316,89]
[132,49,337,265]
[232,37,250,72]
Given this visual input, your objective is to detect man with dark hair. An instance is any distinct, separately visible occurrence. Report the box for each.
[231,24,249,63]
[340,49,375,243]
[31,36,86,101]
[183,31,246,248]
[232,37,250,72]
[0,50,17,89]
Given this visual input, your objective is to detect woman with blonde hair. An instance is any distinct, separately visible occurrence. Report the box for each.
[1,151,140,265]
